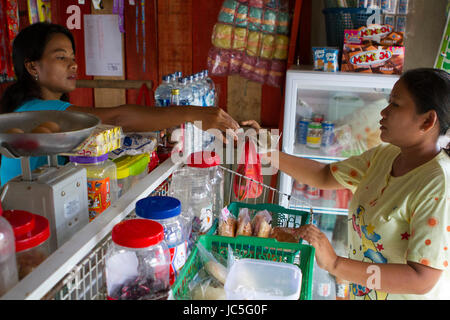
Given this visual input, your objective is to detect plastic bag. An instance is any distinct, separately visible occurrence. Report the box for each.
[218,207,237,237]
[233,138,263,200]
[236,208,252,236]
[251,210,272,238]
[208,0,291,87]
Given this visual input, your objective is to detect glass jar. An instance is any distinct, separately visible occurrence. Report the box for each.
[0,208,18,296]
[3,210,50,280]
[105,219,171,300]
[135,196,188,285]
[70,154,118,222]
[186,151,224,219]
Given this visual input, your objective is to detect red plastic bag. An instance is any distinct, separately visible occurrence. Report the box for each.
[233,138,263,200]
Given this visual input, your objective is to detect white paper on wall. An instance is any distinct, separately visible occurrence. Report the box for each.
[84,14,123,77]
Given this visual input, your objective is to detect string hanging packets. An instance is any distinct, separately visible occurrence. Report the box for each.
[208,0,291,88]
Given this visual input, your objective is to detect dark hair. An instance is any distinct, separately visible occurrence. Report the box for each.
[0,22,76,114]
[400,68,450,155]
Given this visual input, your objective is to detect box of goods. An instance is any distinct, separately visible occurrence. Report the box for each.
[341,25,405,75]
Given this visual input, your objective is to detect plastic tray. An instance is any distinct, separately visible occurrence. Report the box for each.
[171,235,315,300]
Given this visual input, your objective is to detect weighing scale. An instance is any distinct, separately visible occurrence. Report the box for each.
[0,111,100,253]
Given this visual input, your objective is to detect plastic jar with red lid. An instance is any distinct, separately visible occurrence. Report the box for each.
[3,210,51,280]
[0,203,19,296]
[105,219,171,300]
[186,151,224,220]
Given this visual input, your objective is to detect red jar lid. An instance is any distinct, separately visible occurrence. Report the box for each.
[3,210,36,237]
[111,219,164,249]
[6,212,50,252]
[187,151,221,168]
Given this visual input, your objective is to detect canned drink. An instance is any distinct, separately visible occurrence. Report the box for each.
[321,121,335,147]
[306,122,322,149]
[312,113,324,123]
[297,118,310,145]
[305,185,321,200]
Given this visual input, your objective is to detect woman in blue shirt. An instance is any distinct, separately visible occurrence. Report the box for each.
[0,22,240,185]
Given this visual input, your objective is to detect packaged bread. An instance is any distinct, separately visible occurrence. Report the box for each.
[218,207,237,237]
[236,208,252,236]
[251,210,272,238]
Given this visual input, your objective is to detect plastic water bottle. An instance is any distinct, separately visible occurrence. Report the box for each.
[178,78,193,106]
[154,75,172,107]
[188,75,202,107]
[203,70,216,107]
[174,71,183,81]
[170,86,181,106]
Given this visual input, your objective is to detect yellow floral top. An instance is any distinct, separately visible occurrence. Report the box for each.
[330,143,450,300]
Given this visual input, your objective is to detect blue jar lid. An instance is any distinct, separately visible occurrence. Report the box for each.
[135,196,181,220]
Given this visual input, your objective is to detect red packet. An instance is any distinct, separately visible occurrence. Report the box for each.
[233,139,263,200]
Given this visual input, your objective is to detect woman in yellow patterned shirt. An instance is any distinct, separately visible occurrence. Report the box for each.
[259,68,450,300]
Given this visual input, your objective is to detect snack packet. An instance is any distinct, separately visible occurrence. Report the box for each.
[236,208,252,236]
[218,207,237,238]
[251,210,272,238]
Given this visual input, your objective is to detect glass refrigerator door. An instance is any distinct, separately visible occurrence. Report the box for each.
[280,71,399,214]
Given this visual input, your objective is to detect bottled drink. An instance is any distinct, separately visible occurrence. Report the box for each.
[178,77,193,106]
[154,75,172,107]
[188,75,202,106]
[203,69,216,107]
[171,88,181,106]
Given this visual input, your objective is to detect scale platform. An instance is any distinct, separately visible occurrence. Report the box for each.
[0,110,100,252]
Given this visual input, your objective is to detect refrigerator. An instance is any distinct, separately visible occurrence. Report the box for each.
[279,68,399,299]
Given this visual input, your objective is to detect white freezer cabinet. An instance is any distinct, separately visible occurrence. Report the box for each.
[279,68,399,215]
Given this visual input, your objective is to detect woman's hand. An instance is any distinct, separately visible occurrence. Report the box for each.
[297,224,338,273]
[194,107,240,143]
[240,119,261,132]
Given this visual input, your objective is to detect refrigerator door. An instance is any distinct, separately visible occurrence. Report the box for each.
[280,70,399,213]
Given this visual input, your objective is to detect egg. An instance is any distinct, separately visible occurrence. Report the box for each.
[32,126,53,134]
[5,128,25,134]
[39,121,61,133]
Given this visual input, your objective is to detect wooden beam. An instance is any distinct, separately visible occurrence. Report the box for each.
[76,79,153,90]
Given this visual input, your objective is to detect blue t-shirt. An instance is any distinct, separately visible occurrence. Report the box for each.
[1,99,72,186]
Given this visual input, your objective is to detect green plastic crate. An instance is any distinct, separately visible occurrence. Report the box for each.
[209,202,312,242]
[172,235,315,300]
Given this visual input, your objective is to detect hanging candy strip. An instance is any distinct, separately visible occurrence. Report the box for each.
[0,0,9,80]
[37,0,51,23]
[27,0,40,24]
[141,0,146,73]
[113,0,125,33]
[5,0,19,77]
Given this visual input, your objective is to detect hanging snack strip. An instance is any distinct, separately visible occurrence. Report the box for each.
[208,0,291,88]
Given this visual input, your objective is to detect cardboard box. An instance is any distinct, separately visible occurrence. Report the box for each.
[341,25,405,75]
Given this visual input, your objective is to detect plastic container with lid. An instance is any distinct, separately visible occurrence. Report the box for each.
[70,154,118,222]
[113,153,150,197]
[224,258,302,300]
[186,151,224,219]
[136,196,188,285]
[105,219,171,300]
[0,203,19,297]
[3,210,50,280]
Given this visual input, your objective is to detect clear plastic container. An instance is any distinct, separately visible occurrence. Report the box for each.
[188,171,213,239]
[135,196,188,286]
[3,210,50,280]
[70,154,118,222]
[0,204,19,297]
[105,219,171,300]
[224,258,302,300]
[113,154,150,197]
[186,151,224,220]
